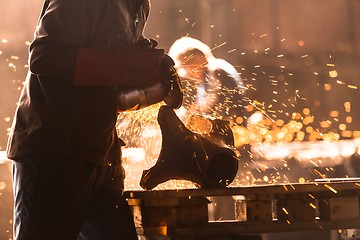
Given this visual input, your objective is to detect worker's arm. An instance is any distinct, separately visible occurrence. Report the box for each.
[73,38,165,88]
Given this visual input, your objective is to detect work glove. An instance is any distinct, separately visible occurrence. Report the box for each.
[73,37,165,88]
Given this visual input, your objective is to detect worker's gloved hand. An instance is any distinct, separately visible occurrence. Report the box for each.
[139,37,174,96]
[73,37,165,88]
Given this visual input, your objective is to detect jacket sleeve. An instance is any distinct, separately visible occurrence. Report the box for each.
[73,40,165,88]
[29,39,78,81]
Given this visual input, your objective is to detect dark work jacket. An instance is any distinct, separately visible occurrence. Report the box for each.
[6,0,150,165]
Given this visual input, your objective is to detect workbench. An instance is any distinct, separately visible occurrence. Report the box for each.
[125,180,360,239]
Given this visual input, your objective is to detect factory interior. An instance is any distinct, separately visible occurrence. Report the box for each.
[1,0,360,239]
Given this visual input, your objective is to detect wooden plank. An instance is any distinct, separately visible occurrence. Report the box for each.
[319,196,360,221]
[246,200,273,222]
[167,219,360,237]
[124,181,360,200]
[277,199,317,222]
[130,196,209,230]
[128,196,209,207]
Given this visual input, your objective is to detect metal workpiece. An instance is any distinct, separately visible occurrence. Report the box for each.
[139,106,238,190]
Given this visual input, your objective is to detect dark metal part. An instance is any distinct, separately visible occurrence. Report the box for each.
[139,106,238,190]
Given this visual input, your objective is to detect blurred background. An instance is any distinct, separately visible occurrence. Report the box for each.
[1,0,360,148]
[1,0,360,239]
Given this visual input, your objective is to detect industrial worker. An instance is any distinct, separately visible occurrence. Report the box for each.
[6,0,174,239]
[168,37,215,119]
[168,37,246,124]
